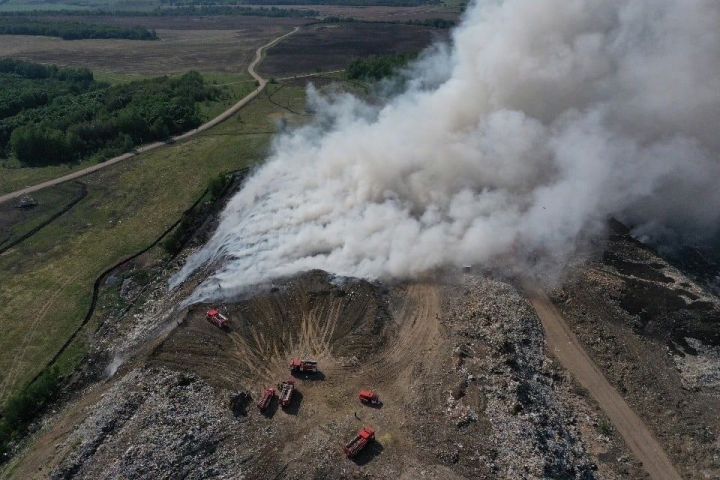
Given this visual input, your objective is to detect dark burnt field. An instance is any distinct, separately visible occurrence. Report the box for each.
[266,4,460,21]
[260,22,445,77]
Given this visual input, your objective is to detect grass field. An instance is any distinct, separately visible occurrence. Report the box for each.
[0,182,84,250]
[0,80,314,405]
[0,16,303,75]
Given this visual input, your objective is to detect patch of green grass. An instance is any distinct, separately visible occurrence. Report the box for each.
[92,70,150,85]
[0,158,97,195]
[198,72,256,120]
[597,417,614,436]
[0,182,83,248]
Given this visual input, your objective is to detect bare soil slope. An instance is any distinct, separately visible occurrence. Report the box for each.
[553,222,720,479]
[9,270,640,479]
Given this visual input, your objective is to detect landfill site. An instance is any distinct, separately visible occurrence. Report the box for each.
[6,216,718,480]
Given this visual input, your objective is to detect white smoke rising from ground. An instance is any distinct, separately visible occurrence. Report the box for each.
[172,0,720,301]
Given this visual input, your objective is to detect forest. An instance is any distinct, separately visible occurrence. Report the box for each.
[0,60,218,167]
[0,6,318,18]
[0,18,157,40]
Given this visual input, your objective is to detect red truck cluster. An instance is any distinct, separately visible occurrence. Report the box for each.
[359,390,380,405]
[224,347,382,460]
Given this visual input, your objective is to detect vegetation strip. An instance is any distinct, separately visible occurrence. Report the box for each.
[0,18,157,40]
[318,16,455,28]
[0,6,318,18]
[346,53,415,81]
[26,169,246,386]
[0,170,244,461]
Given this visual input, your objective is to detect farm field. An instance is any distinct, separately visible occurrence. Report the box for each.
[0,27,292,75]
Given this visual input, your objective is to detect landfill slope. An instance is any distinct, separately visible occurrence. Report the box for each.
[7,270,640,480]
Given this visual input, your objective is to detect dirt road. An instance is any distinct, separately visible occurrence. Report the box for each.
[0,27,299,207]
[527,288,682,480]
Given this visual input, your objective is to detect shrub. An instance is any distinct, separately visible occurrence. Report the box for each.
[0,367,62,462]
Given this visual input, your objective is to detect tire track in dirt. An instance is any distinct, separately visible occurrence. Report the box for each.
[365,284,441,382]
[527,287,683,480]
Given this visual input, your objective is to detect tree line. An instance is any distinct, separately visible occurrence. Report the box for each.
[320,16,455,28]
[0,59,96,120]
[0,368,62,462]
[0,5,318,18]
[347,53,415,81]
[0,60,219,167]
[0,18,157,40]
[247,0,439,5]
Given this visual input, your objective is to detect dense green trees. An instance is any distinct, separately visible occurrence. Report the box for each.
[0,58,93,83]
[347,53,415,81]
[0,62,217,167]
[0,18,157,40]
[0,6,318,18]
[321,16,455,28]
[0,368,62,460]
[10,125,72,166]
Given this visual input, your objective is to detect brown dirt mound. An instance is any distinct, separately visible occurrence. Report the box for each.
[150,270,395,390]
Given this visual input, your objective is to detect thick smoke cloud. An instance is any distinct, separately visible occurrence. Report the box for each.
[172,0,720,301]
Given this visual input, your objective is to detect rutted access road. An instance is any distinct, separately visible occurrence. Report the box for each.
[527,288,683,480]
[0,27,299,206]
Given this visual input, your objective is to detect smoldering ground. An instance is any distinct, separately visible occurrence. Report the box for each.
[172,0,720,301]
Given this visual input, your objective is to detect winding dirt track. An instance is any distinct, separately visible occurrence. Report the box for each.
[527,288,682,480]
[0,27,299,207]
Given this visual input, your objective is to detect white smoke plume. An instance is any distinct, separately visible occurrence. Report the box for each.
[172,0,720,301]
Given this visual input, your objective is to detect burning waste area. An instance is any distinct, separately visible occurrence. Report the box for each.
[172,0,720,303]
[9,0,720,479]
[38,272,647,479]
